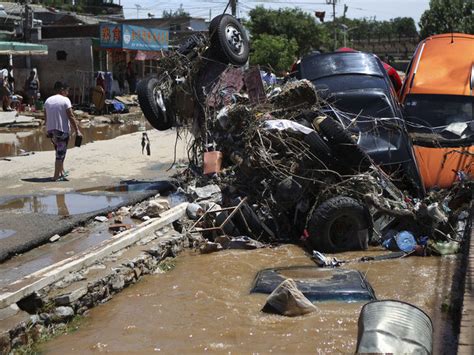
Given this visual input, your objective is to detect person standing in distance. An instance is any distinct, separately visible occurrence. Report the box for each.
[44,81,82,181]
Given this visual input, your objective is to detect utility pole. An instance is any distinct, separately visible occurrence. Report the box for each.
[326,0,338,50]
[230,0,237,16]
[23,0,33,42]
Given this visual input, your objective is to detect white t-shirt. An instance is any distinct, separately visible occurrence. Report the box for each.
[45,94,72,133]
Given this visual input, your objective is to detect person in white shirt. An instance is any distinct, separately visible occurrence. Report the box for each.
[44,81,82,181]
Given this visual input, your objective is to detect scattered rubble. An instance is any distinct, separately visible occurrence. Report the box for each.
[49,234,61,243]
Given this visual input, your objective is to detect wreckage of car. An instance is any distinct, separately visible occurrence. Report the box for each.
[399,33,473,189]
[137,14,250,132]
[138,18,471,258]
[294,51,424,196]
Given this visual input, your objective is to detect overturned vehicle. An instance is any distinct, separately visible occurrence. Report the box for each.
[138,18,472,254]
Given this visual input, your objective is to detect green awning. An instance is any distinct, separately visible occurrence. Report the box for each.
[0,41,48,55]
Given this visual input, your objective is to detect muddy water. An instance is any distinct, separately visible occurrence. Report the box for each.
[42,245,458,354]
[0,120,149,158]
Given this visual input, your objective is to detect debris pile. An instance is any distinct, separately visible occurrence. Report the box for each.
[176,72,471,256]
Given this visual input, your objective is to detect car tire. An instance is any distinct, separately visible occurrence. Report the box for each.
[303,131,333,166]
[209,14,249,65]
[307,196,371,253]
[317,117,371,171]
[137,76,174,131]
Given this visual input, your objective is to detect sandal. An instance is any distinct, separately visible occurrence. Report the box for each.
[55,176,69,182]
[63,170,69,177]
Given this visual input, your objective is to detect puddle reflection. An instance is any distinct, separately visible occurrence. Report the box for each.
[0,118,150,158]
[0,193,126,215]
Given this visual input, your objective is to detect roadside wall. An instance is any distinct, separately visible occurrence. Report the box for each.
[32,38,94,99]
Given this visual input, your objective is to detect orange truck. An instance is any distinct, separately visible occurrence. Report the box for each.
[399,33,473,189]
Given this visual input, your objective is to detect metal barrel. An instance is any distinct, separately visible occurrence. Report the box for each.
[356,300,433,354]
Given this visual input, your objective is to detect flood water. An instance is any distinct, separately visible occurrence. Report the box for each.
[0,119,149,158]
[42,245,459,354]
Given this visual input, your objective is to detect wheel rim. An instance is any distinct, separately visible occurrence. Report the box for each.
[224,24,245,55]
[328,215,358,249]
[152,87,167,113]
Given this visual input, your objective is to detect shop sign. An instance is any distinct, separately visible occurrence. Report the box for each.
[100,24,169,51]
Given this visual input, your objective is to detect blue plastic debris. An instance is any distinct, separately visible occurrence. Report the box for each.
[382,230,417,253]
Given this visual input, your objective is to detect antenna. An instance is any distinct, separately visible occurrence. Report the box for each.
[134,4,142,18]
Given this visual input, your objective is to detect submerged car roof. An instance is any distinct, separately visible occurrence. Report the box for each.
[407,33,474,96]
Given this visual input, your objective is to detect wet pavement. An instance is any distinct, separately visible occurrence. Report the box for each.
[0,119,149,158]
[0,214,137,288]
[41,245,459,354]
[0,181,174,262]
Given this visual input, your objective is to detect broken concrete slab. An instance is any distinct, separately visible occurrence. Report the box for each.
[53,286,88,306]
[0,111,41,128]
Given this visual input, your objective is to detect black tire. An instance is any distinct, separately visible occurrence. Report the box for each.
[307,196,372,253]
[208,14,223,36]
[209,14,249,65]
[303,131,332,165]
[317,117,371,171]
[137,76,174,131]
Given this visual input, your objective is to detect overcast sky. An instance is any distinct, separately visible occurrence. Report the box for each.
[120,0,431,25]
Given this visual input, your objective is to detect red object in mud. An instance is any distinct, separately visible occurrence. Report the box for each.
[336,47,402,93]
[203,151,223,175]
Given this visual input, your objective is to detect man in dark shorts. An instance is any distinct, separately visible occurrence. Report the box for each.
[44,81,82,181]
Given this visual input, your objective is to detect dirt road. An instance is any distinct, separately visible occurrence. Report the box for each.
[0,129,188,196]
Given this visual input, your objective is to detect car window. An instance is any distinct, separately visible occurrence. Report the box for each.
[299,53,384,81]
[404,94,473,137]
[312,75,387,93]
[329,91,396,118]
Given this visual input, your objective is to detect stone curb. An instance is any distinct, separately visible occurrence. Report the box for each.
[0,228,189,354]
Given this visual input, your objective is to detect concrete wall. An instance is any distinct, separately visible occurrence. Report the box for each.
[32,38,94,99]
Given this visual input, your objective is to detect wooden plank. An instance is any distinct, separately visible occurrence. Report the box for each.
[0,203,188,308]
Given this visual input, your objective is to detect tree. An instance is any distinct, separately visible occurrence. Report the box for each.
[247,7,328,55]
[162,3,190,19]
[419,0,473,38]
[392,17,418,38]
[250,34,298,74]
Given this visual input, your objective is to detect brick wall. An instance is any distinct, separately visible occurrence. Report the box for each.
[32,38,94,99]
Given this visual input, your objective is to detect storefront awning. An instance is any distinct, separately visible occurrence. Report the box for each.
[0,41,48,55]
[100,24,169,51]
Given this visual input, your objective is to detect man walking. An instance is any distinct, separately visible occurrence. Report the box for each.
[44,81,82,181]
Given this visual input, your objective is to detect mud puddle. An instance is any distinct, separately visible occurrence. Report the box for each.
[0,193,126,215]
[0,181,173,216]
[0,118,150,158]
[78,180,175,194]
[42,245,459,354]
